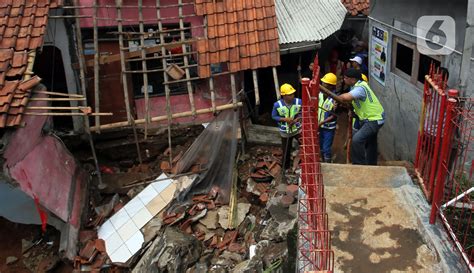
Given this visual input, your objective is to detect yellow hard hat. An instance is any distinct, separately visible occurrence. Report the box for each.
[321,73,337,86]
[280,83,296,96]
[361,73,368,82]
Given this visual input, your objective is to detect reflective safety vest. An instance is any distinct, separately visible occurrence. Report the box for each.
[276,98,302,133]
[318,95,337,130]
[352,81,385,122]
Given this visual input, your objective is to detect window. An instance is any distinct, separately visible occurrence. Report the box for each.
[391,36,442,87]
[395,43,413,75]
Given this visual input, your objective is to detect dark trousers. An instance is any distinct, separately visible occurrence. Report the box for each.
[351,121,383,165]
[282,134,299,170]
[319,128,335,162]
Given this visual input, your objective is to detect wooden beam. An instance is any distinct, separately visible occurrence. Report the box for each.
[90,102,243,131]
[116,0,132,124]
[179,0,196,117]
[252,70,260,105]
[29,98,87,101]
[272,67,280,99]
[33,90,84,98]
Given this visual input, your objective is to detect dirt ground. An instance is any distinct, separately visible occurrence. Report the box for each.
[0,217,73,273]
[323,164,440,273]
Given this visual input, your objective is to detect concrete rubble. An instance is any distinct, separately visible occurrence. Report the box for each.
[72,142,298,272]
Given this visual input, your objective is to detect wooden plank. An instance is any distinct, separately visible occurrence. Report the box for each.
[93,0,100,131]
[138,0,150,138]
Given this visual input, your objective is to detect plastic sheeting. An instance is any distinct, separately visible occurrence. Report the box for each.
[174,109,239,204]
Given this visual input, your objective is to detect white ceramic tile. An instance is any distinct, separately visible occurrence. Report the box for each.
[137,185,158,205]
[98,220,115,241]
[146,195,167,215]
[124,197,145,217]
[109,209,130,230]
[151,179,172,194]
[125,231,145,255]
[117,220,139,242]
[109,244,132,263]
[104,232,124,255]
[160,183,177,203]
[132,206,153,228]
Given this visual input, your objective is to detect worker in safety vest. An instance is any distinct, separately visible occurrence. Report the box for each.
[338,68,385,165]
[319,73,338,163]
[272,83,302,171]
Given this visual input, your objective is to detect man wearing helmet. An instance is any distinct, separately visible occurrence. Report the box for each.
[319,73,338,163]
[272,83,302,171]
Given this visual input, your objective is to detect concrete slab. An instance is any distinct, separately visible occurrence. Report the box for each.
[322,163,467,273]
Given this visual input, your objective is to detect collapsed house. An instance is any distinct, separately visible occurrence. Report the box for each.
[0,0,348,271]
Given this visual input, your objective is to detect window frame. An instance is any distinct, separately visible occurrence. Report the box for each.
[391,36,442,88]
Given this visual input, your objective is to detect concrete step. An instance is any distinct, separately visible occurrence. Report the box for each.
[321,163,467,273]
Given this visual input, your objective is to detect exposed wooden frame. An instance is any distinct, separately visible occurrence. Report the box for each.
[138,0,150,138]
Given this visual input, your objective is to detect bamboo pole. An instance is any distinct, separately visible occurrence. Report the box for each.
[83,116,106,189]
[93,0,100,132]
[25,112,112,116]
[178,0,196,117]
[129,112,143,165]
[272,67,280,99]
[157,0,173,164]
[90,102,243,131]
[209,77,216,113]
[73,0,88,106]
[29,98,87,101]
[27,106,90,110]
[115,0,132,124]
[33,90,84,97]
[252,70,260,105]
[230,73,237,108]
[138,0,150,139]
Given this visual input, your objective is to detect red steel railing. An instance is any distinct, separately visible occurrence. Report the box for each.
[416,66,473,270]
[415,65,449,201]
[297,56,334,272]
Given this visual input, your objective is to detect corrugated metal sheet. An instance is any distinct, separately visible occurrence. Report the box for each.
[276,0,347,44]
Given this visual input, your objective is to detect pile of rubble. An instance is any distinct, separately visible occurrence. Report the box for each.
[75,145,299,272]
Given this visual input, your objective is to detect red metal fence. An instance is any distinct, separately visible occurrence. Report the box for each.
[416,67,473,270]
[415,66,449,201]
[297,57,334,272]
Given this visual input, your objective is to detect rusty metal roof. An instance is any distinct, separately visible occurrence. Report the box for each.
[275,0,347,44]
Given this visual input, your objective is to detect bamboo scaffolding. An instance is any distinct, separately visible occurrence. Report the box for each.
[115,0,132,124]
[209,77,216,113]
[93,0,100,132]
[252,70,260,105]
[129,113,143,165]
[178,0,196,117]
[138,0,150,139]
[33,90,84,98]
[157,0,173,164]
[90,102,243,131]
[272,67,280,99]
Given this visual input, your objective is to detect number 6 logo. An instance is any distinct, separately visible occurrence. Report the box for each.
[417,16,455,55]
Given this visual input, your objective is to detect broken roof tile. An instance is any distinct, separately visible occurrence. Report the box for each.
[0,81,19,97]
[18,75,41,91]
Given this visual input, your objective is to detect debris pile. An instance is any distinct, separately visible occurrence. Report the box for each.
[75,144,298,272]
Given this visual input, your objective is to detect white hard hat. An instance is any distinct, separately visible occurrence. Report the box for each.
[349,56,363,65]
